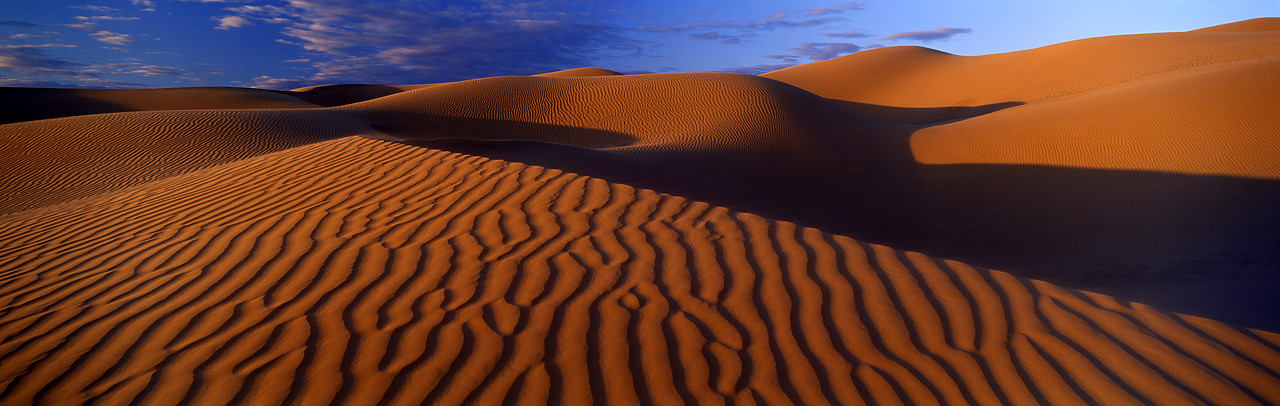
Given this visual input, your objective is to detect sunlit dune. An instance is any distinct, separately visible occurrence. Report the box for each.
[532,67,623,77]
[1,19,1278,405]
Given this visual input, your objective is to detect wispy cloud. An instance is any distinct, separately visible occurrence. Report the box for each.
[764,41,864,63]
[804,1,865,16]
[717,63,796,75]
[90,30,134,45]
[0,44,92,78]
[636,1,865,37]
[215,15,251,30]
[82,61,195,78]
[232,0,636,88]
[1,33,52,42]
[74,16,140,21]
[823,30,872,38]
[70,5,121,12]
[689,32,742,45]
[638,14,843,34]
[792,42,863,59]
[881,27,972,42]
[0,20,38,27]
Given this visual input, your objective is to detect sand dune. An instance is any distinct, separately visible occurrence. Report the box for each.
[1,137,1277,405]
[1,19,1279,405]
[0,87,320,125]
[763,18,1280,108]
[0,109,371,213]
[533,67,623,77]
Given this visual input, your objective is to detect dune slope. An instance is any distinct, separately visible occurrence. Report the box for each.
[0,87,320,125]
[0,109,372,214]
[1,136,1277,405]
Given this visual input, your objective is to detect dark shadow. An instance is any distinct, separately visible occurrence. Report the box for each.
[370,101,1280,332]
[907,164,1280,331]
[0,86,321,125]
[0,87,135,124]
[827,99,1023,125]
[366,113,637,149]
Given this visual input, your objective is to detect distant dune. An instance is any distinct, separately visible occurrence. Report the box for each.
[1,19,1278,405]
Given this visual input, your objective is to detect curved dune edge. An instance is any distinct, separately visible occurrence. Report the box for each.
[763,18,1280,108]
[1,137,1276,405]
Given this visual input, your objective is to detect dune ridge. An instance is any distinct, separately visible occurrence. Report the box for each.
[1,136,1277,405]
[763,18,1280,107]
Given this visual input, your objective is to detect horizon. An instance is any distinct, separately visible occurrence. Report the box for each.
[0,0,1276,89]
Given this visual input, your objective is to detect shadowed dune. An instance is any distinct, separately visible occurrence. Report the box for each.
[0,87,320,125]
[1,137,1277,405]
[0,109,372,214]
[0,66,620,124]
[1,19,1279,405]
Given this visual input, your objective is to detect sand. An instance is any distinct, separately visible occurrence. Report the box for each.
[1,18,1278,405]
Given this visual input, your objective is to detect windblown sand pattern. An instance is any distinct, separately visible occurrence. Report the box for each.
[1,137,1277,405]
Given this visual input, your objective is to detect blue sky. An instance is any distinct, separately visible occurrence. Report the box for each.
[0,0,1274,89]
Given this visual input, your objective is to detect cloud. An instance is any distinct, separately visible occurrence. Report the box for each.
[245,75,314,90]
[717,63,796,75]
[804,1,865,16]
[1,33,54,43]
[639,15,842,34]
[0,77,78,87]
[789,42,864,60]
[823,30,872,38]
[236,0,636,88]
[0,20,38,27]
[74,16,140,21]
[65,21,102,31]
[881,27,972,42]
[123,64,192,76]
[215,15,251,30]
[70,5,120,12]
[765,54,800,63]
[753,41,863,69]
[90,30,135,45]
[83,61,195,78]
[637,2,854,35]
[0,44,92,78]
[689,32,741,45]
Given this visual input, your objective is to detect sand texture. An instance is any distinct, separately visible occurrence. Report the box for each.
[1,19,1279,405]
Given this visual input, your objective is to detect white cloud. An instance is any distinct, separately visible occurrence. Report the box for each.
[215,15,252,30]
[74,16,140,21]
[70,5,120,12]
[90,30,134,45]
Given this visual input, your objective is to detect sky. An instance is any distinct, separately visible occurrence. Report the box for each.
[0,0,1275,89]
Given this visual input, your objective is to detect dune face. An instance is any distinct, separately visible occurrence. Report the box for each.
[2,19,1279,405]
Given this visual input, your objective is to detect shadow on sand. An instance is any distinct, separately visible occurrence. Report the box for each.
[383,101,1280,331]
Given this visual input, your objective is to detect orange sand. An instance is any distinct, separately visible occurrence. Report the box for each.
[1,19,1278,405]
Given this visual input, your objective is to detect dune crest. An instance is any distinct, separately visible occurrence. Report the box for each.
[533,67,623,77]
